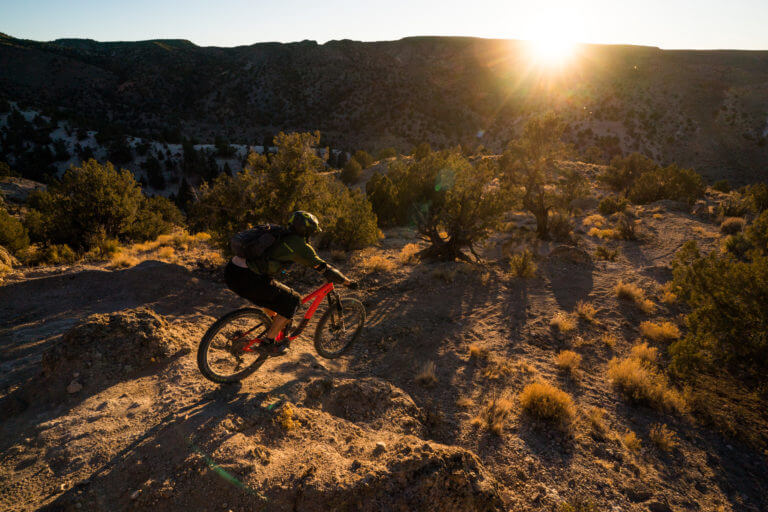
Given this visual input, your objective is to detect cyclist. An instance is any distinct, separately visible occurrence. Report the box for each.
[224,211,353,355]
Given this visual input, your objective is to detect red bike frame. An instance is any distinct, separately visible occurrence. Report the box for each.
[241,282,335,351]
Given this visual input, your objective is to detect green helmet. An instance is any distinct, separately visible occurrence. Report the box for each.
[288,210,322,238]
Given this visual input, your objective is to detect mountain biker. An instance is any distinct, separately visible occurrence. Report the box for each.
[224,211,354,355]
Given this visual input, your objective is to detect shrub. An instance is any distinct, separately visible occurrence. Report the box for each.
[630,342,658,363]
[398,243,420,264]
[671,240,768,381]
[575,301,597,323]
[340,158,363,184]
[599,152,657,193]
[742,183,768,214]
[0,207,30,255]
[598,196,629,215]
[607,356,686,413]
[720,217,745,235]
[366,171,400,227]
[127,196,184,242]
[614,213,638,240]
[352,150,375,168]
[745,210,768,255]
[190,132,379,251]
[519,381,576,427]
[416,361,437,386]
[481,358,514,381]
[509,250,537,277]
[628,164,704,205]
[622,430,642,452]
[472,395,514,435]
[502,113,574,239]
[26,159,143,250]
[615,281,655,313]
[358,251,395,273]
[32,244,77,266]
[649,423,678,452]
[639,321,681,342]
[548,210,572,241]
[594,245,618,261]
[556,350,582,374]
[550,312,577,333]
[376,147,397,159]
[586,407,608,438]
[582,214,606,227]
[723,233,752,259]
[712,179,730,193]
[469,343,489,360]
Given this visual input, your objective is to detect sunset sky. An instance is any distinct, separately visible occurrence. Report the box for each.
[2,0,767,50]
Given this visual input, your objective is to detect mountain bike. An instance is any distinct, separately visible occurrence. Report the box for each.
[197,282,365,383]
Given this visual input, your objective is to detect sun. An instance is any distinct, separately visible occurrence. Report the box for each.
[526,36,576,67]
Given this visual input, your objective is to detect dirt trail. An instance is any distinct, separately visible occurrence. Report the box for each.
[1,199,767,511]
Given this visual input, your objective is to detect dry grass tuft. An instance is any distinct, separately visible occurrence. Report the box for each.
[630,342,658,364]
[588,227,619,239]
[468,343,489,360]
[599,333,618,348]
[109,252,140,269]
[360,253,395,273]
[622,430,642,452]
[586,407,608,437]
[594,245,618,261]
[582,214,606,227]
[509,250,537,278]
[456,396,473,408]
[639,321,681,342]
[157,246,175,259]
[575,301,598,323]
[416,361,438,386]
[607,357,686,413]
[398,243,421,264]
[659,282,677,303]
[615,281,656,313]
[276,403,299,430]
[550,312,577,333]
[519,381,576,427]
[649,423,678,452]
[482,358,514,381]
[556,350,582,374]
[472,395,514,435]
[720,217,746,235]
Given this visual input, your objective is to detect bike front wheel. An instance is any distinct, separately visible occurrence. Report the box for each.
[313,298,366,359]
[197,308,271,383]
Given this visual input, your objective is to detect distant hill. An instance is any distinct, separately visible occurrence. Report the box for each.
[2,33,768,183]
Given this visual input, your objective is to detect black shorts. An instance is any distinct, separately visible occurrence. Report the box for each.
[224,261,301,318]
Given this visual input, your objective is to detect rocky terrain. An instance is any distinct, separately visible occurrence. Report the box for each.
[1,162,767,511]
[2,33,768,183]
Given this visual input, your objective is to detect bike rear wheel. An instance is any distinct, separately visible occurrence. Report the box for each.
[313,298,366,359]
[197,308,271,383]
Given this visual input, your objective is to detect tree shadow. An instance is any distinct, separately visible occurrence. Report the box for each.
[542,258,594,311]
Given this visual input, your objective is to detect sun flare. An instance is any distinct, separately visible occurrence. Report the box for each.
[527,37,575,67]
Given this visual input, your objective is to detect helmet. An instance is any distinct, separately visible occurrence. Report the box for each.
[288,210,322,238]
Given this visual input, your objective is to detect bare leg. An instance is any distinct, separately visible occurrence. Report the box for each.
[266,314,290,339]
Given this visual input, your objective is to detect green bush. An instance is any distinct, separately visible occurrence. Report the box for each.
[628,164,704,205]
[548,211,572,241]
[340,158,363,184]
[376,147,397,160]
[0,207,30,255]
[671,241,768,383]
[189,132,379,250]
[365,172,400,227]
[712,179,730,193]
[742,183,768,214]
[32,244,77,266]
[615,213,637,240]
[127,196,185,242]
[723,233,751,260]
[352,150,374,168]
[27,159,143,250]
[599,153,657,193]
[745,210,768,255]
[598,195,629,215]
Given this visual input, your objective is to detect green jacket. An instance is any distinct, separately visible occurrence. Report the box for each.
[246,233,326,276]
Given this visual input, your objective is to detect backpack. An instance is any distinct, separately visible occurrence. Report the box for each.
[230,224,289,261]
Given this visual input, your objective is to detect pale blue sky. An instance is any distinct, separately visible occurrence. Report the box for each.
[1,0,767,50]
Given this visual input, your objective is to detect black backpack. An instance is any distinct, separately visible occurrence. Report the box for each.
[230,224,289,261]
